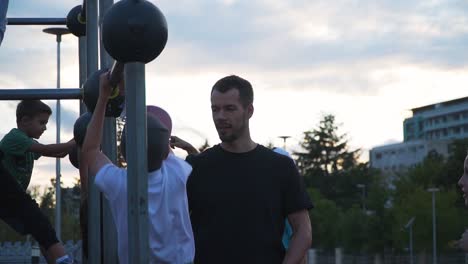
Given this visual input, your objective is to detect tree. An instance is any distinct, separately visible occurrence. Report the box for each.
[295,114,360,180]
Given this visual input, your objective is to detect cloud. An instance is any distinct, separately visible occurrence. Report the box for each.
[4,0,468,188]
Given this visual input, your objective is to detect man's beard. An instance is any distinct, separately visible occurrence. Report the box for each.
[218,121,246,143]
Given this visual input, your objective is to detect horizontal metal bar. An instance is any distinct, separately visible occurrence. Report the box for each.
[0,89,82,100]
[7,18,67,25]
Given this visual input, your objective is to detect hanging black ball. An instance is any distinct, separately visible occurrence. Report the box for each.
[102,0,168,63]
[69,145,80,169]
[66,5,86,37]
[82,69,125,117]
[73,112,93,147]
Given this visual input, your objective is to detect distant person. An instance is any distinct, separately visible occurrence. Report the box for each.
[171,75,313,264]
[0,0,9,45]
[457,154,468,251]
[79,72,194,264]
[0,99,75,264]
[272,147,295,249]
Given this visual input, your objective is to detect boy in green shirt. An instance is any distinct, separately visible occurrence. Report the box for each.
[0,99,75,264]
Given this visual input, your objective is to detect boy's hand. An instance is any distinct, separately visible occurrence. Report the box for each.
[170,136,199,155]
[67,138,76,147]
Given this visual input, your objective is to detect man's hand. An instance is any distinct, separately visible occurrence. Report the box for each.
[99,71,114,100]
[170,136,199,155]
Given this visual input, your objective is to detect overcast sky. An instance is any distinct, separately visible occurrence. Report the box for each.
[1,0,468,189]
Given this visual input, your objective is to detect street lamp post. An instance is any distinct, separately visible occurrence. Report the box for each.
[404,217,416,264]
[427,188,439,264]
[278,136,291,150]
[43,27,71,240]
[356,184,366,212]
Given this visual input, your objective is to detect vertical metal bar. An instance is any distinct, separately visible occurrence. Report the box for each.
[432,192,437,264]
[99,0,119,262]
[409,225,413,264]
[55,33,62,241]
[86,0,101,263]
[125,62,148,263]
[78,35,87,264]
[79,36,87,114]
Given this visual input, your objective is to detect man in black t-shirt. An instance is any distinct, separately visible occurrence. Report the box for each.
[171,75,313,264]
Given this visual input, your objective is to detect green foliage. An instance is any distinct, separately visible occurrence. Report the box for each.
[339,205,370,253]
[295,113,468,255]
[308,188,342,251]
[295,114,359,177]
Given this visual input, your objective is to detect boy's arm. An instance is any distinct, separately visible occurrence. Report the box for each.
[170,136,199,155]
[79,72,116,192]
[29,139,75,158]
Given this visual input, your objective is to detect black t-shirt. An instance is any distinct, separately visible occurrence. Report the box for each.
[187,144,313,264]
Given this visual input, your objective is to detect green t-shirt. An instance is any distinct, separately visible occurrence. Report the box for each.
[0,128,41,190]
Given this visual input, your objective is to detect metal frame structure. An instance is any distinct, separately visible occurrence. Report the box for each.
[6,0,151,263]
[7,18,67,25]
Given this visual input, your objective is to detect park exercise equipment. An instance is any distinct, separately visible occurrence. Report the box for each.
[102,0,168,63]
[82,61,125,117]
[73,112,93,147]
[66,5,86,37]
[68,145,79,169]
[8,0,170,262]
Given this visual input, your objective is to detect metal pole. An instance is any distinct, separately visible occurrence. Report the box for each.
[43,27,71,241]
[278,136,290,150]
[86,0,101,263]
[362,186,366,212]
[78,37,87,114]
[409,225,413,264]
[427,188,439,264]
[78,32,87,264]
[0,89,81,100]
[125,62,148,263]
[7,18,67,25]
[356,184,366,212]
[99,0,119,262]
[432,191,437,264]
[55,33,62,240]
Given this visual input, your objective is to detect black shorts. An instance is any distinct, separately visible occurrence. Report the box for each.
[0,161,59,250]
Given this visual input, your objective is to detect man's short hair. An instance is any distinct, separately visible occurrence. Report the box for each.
[211,75,254,107]
[16,100,52,122]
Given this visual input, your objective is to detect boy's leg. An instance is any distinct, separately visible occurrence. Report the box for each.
[0,164,71,263]
[41,244,68,264]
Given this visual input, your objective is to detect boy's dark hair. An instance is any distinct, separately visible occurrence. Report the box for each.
[211,75,254,107]
[16,100,52,122]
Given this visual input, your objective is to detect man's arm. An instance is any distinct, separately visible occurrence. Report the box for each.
[283,210,312,264]
[29,139,75,158]
[79,72,115,193]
